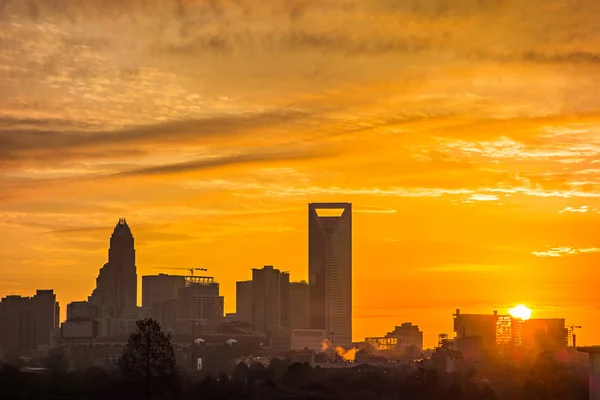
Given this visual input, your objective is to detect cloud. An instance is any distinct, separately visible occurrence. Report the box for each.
[0,110,310,166]
[354,206,397,214]
[559,206,588,213]
[532,247,600,258]
[113,147,327,178]
[416,264,509,273]
[468,194,498,202]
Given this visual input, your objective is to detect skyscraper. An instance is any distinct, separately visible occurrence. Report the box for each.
[89,218,137,318]
[176,278,224,334]
[236,280,253,325]
[0,290,60,356]
[251,266,290,334]
[289,281,310,329]
[308,203,352,348]
[142,274,186,308]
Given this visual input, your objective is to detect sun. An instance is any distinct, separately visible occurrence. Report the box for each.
[509,304,532,321]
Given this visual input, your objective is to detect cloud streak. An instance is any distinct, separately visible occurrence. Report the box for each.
[532,247,600,258]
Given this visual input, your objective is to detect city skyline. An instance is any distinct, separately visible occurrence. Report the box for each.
[0,214,591,349]
[2,1,600,349]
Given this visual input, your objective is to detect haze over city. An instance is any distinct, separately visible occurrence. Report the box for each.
[3,0,600,350]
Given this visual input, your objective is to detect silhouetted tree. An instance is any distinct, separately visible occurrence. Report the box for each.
[232,361,249,382]
[118,318,176,400]
[523,352,567,400]
[479,385,499,400]
[43,348,68,374]
[447,381,464,400]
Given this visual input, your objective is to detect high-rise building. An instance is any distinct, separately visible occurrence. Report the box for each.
[89,218,137,318]
[142,274,186,308]
[176,278,224,334]
[251,266,290,334]
[308,203,352,348]
[0,290,60,356]
[289,281,309,329]
[236,280,253,325]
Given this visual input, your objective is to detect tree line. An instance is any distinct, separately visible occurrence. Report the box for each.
[0,318,589,400]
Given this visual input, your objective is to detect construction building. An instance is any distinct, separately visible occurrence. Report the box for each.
[521,318,567,352]
[176,276,224,335]
[453,309,567,355]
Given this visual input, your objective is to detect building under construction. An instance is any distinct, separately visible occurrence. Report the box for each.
[453,309,568,356]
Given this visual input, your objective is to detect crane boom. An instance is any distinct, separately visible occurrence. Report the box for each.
[153,267,208,276]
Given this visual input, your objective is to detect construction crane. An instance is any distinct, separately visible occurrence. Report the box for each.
[569,325,582,348]
[154,267,208,276]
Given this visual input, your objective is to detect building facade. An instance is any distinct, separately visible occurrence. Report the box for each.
[251,266,290,334]
[142,274,186,308]
[236,280,253,326]
[67,301,99,321]
[289,281,310,330]
[177,279,224,334]
[308,203,352,348]
[89,219,137,319]
[0,290,60,356]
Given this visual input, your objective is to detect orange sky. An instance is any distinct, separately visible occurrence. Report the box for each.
[2,0,600,348]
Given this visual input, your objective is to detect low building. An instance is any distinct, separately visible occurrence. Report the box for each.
[270,328,327,354]
[365,322,423,355]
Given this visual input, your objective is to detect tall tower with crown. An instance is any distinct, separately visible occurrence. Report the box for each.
[91,218,137,318]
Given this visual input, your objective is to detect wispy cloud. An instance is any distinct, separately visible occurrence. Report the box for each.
[532,247,600,258]
[559,206,588,213]
[468,194,499,202]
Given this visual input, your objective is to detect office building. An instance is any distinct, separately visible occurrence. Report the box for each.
[453,309,499,350]
[251,265,290,334]
[236,280,253,325]
[0,290,60,356]
[177,277,224,334]
[142,274,186,308]
[365,323,423,353]
[89,218,137,318]
[308,203,352,348]
[522,318,567,352]
[151,299,178,334]
[386,323,424,350]
[289,281,310,329]
[66,301,99,321]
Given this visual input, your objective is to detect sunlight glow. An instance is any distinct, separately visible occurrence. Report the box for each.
[509,304,532,321]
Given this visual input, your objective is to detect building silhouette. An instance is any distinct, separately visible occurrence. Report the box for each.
[0,290,60,356]
[142,274,186,308]
[308,202,352,348]
[66,301,99,321]
[289,281,310,329]
[453,309,567,360]
[365,323,424,353]
[176,277,224,334]
[236,280,253,325]
[89,218,137,319]
[251,266,290,334]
